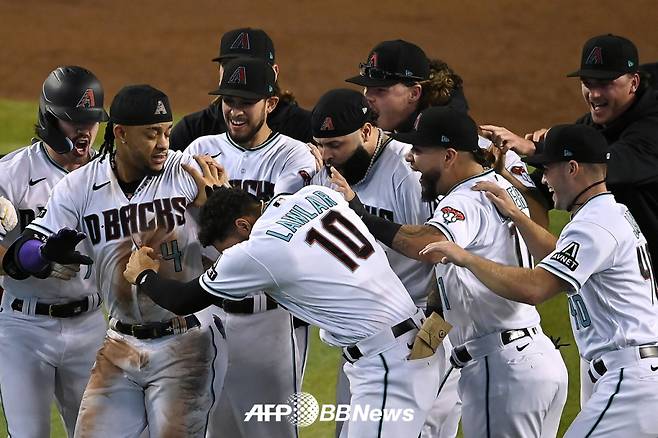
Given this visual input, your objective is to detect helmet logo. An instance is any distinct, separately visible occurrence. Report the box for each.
[154,100,168,115]
[230,32,250,50]
[320,116,334,131]
[76,88,96,108]
[227,66,247,85]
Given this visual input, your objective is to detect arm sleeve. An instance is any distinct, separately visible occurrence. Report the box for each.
[606,118,658,186]
[537,222,617,291]
[273,147,316,195]
[137,270,216,314]
[426,194,483,247]
[198,243,276,299]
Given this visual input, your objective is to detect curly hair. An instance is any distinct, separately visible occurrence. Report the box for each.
[198,187,261,246]
[417,58,464,110]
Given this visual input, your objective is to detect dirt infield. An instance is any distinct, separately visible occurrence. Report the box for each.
[0,0,656,134]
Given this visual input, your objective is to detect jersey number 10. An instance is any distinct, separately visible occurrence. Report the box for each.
[305,210,375,272]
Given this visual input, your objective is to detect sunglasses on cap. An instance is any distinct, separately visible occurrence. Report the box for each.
[358,63,425,82]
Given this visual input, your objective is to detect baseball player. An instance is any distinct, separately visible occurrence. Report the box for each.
[333,106,568,437]
[309,88,461,438]
[184,57,315,438]
[424,124,658,437]
[123,184,443,438]
[0,66,108,438]
[2,85,226,437]
[170,27,312,150]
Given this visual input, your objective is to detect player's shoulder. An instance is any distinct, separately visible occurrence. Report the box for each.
[185,133,228,154]
[569,193,629,237]
[0,141,40,165]
[271,132,307,151]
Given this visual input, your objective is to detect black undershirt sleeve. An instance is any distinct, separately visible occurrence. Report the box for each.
[135,269,218,315]
[348,194,401,248]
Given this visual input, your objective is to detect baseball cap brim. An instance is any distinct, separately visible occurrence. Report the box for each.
[49,106,109,123]
[345,75,400,88]
[208,87,268,100]
[212,53,275,66]
[522,153,555,167]
[390,131,438,147]
[566,69,626,80]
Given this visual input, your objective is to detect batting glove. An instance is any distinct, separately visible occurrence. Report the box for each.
[0,196,18,236]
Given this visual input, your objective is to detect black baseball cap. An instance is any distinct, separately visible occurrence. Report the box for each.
[210,58,275,100]
[109,84,172,126]
[391,106,478,151]
[567,34,639,80]
[212,28,275,65]
[345,40,430,87]
[311,89,373,138]
[523,124,609,167]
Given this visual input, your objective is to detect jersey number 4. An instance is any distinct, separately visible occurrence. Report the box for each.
[161,239,183,272]
[305,210,375,271]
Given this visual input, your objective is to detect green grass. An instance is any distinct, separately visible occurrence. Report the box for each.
[0,98,577,437]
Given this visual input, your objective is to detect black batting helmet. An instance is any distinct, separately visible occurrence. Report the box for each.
[36,66,109,154]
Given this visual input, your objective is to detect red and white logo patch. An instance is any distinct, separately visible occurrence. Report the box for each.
[227,66,247,85]
[320,116,334,131]
[441,206,465,224]
[299,170,312,186]
[368,52,378,67]
[510,165,527,176]
[76,88,96,108]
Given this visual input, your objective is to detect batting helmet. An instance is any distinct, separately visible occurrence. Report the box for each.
[36,66,109,154]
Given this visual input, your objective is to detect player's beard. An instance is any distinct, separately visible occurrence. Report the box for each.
[227,107,267,145]
[333,144,372,185]
[420,168,442,202]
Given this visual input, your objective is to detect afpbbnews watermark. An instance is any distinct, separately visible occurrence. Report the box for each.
[244,392,415,427]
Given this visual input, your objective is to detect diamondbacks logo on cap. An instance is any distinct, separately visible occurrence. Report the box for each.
[585,46,603,65]
[368,52,378,67]
[76,88,96,108]
[154,100,168,115]
[227,66,247,85]
[413,113,422,130]
[230,32,250,50]
[320,117,334,131]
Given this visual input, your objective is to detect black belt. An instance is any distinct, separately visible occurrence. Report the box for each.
[11,295,101,318]
[343,317,419,363]
[216,296,278,314]
[112,315,200,339]
[589,345,658,383]
[451,327,538,368]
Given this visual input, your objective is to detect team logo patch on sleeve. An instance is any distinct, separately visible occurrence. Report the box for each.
[550,242,580,271]
[440,206,465,224]
[299,170,312,186]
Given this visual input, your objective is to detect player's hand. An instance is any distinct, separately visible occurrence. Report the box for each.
[307,142,324,172]
[49,263,81,281]
[0,196,18,235]
[41,228,93,265]
[184,154,229,208]
[487,144,507,175]
[124,246,160,284]
[471,181,521,219]
[419,241,471,267]
[328,166,356,202]
[525,128,549,144]
[480,125,535,156]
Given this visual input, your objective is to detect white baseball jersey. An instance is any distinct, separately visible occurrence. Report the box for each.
[312,136,434,306]
[198,185,418,347]
[0,141,98,300]
[477,135,535,188]
[538,193,658,361]
[427,169,540,346]
[28,151,205,323]
[185,132,315,199]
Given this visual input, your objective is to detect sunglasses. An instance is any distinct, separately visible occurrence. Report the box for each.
[358,63,424,82]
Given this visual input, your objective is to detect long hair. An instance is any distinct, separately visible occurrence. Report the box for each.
[97,121,115,162]
[417,58,464,110]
